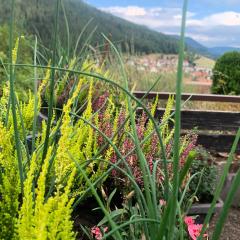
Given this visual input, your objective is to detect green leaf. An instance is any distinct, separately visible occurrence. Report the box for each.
[98,209,127,227]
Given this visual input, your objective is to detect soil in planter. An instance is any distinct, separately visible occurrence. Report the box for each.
[209,207,240,240]
[73,197,103,240]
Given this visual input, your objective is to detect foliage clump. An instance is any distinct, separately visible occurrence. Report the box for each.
[189,146,217,203]
[212,51,240,94]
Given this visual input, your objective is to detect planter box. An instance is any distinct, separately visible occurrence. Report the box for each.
[221,173,240,207]
[188,198,224,215]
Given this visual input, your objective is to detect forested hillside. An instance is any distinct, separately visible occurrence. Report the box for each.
[0,0,180,54]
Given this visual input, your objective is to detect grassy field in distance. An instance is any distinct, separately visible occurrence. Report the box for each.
[195,56,215,69]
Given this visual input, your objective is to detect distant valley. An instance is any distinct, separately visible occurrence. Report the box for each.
[172,35,240,59]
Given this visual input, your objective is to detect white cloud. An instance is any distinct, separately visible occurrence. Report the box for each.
[207,12,240,26]
[101,6,147,17]
[101,6,194,28]
[187,33,223,43]
[188,12,240,27]
[100,6,240,47]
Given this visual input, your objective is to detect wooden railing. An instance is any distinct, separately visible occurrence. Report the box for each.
[134,91,240,103]
[133,91,240,153]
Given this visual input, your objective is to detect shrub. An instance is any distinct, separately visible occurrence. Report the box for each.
[0,63,113,238]
[211,51,240,95]
[189,146,217,203]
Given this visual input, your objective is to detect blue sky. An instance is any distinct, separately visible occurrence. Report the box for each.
[85,0,240,47]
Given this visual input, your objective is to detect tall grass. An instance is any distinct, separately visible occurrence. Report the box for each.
[169,1,188,237]
[9,0,24,193]
[41,0,60,162]
[4,0,240,239]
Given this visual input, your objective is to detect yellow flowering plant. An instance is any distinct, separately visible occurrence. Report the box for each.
[0,56,122,238]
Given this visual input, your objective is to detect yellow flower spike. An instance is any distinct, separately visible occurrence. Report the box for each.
[55,78,84,183]
[80,79,97,175]
[0,82,10,121]
[34,147,54,238]
[12,37,19,65]
[151,95,159,116]
[46,168,76,240]
[18,147,76,239]
[104,108,119,164]
[17,152,38,239]
[161,95,175,138]
[83,79,93,120]
[38,61,51,109]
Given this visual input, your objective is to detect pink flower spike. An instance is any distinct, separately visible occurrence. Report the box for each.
[184,216,195,226]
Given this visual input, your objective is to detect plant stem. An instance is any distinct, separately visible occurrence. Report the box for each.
[9,0,24,193]
[42,0,60,162]
[32,36,38,154]
[168,0,188,238]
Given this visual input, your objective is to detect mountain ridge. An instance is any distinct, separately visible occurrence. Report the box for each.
[0,0,239,58]
[171,35,240,59]
[0,0,180,54]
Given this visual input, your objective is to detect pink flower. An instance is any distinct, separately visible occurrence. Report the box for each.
[159,199,166,206]
[91,226,102,240]
[184,216,195,226]
[180,134,198,166]
[91,226,108,240]
[184,216,208,240]
[188,224,202,240]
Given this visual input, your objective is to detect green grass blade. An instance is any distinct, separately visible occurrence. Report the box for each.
[42,0,60,162]
[73,18,94,56]
[61,0,70,59]
[211,169,240,240]
[9,0,24,193]
[15,95,30,165]
[199,127,240,239]
[69,153,123,240]
[32,36,38,154]
[168,0,188,237]
[103,35,169,209]
[103,35,158,238]
[179,151,196,186]
[101,218,161,240]
[69,114,145,207]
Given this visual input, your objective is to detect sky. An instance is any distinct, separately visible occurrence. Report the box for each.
[85,0,240,48]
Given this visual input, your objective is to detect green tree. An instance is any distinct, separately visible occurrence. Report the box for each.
[212,51,240,95]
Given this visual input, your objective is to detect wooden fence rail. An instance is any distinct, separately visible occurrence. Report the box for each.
[134,91,240,153]
[133,91,240,103]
